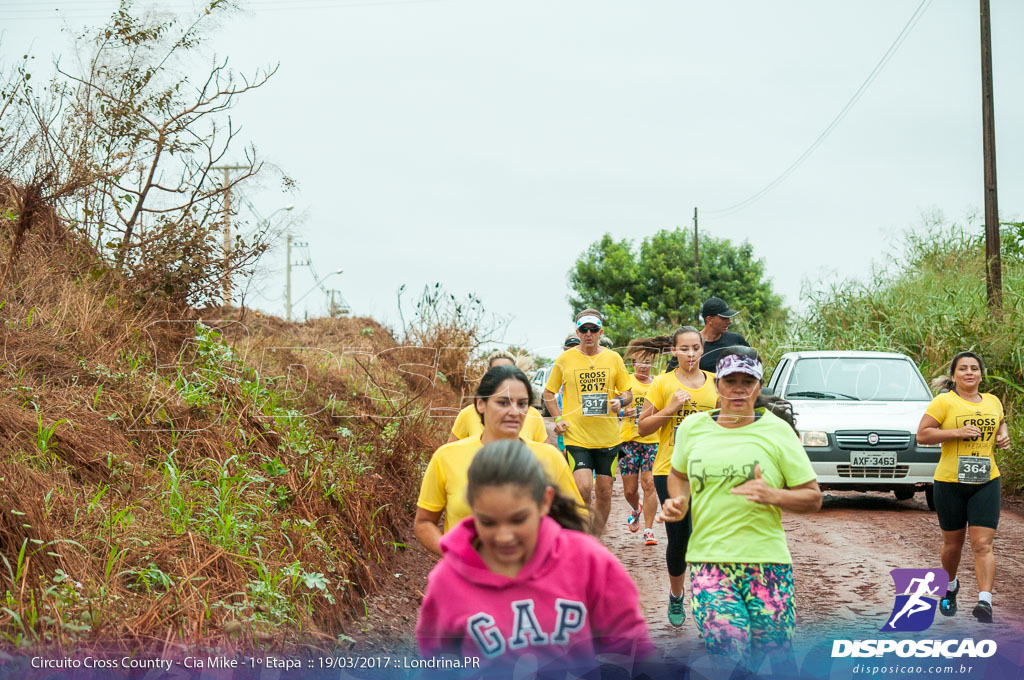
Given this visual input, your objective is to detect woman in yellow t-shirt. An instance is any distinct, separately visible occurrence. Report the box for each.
[618,345,661,546]
[448,352,548,443]
[635,326,718,627]
[917,351,1010,623]
[415,365,586,556]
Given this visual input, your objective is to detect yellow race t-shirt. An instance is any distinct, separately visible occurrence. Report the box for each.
[417,436,585,532]
[645,370,718,476]
[619,374,659,445]
[450,403,548,443]
[925,391,1004,483]
[544,347,631,449]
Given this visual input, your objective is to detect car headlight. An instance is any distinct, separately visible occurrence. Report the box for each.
[800,431,829,447]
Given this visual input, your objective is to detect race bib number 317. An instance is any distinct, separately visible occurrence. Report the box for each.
[581,393,609,416]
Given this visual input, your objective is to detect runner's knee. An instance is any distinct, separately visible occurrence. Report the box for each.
[971,537,994,556]
[574,474,593,496]
[940,529,966,548]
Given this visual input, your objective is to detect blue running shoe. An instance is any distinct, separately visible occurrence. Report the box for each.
[940,580,959,617]
[626,507,642,533]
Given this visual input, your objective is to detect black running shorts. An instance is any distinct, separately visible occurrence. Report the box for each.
[933,477,1000,531]
[565,444,620,477]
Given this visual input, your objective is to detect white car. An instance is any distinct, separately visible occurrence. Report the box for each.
[765,350,940,508]
[531,366,552,413]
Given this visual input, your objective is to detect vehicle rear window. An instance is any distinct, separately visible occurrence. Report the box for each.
[783,358,931,401]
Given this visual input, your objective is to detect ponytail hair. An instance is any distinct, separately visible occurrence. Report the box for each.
[627,335,673,357]
[625,343,658,363]
[514,354,535,375]
[933,351,986,393]
[628,326,703,362]
[466,440,589,533]
[756,394,798,436]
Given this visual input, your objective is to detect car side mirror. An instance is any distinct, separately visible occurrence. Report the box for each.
[761,386,774,397]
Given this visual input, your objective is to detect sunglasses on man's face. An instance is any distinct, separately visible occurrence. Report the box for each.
[578,326,601,334]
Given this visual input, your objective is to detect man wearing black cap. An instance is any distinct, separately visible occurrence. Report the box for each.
[699,296,750,373]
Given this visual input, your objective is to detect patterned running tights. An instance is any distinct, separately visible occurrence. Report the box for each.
[690,562,796,667]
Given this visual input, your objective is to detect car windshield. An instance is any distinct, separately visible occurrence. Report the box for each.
[784,357,931,402]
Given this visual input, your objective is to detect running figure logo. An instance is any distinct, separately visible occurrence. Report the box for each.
[882,568,949,632]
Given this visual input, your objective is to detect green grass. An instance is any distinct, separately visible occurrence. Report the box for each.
[749,221,1024,492]
[31,404,68,457]
[0,308,446,650]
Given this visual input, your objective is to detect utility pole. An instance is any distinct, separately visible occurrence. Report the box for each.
[285,234,292,322]
[980,0,1001,312]
[284,234,310,322]
[214,164,248,305]
[693,207,699,285]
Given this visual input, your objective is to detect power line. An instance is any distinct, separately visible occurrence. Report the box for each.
[296,243,332,299]
[705,0,932,219]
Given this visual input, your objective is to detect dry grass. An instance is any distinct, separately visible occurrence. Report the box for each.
[0,198,457,654]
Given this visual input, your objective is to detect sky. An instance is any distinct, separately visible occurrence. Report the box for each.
[2,0,1022,359]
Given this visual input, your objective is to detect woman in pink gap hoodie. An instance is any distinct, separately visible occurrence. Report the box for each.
[416,439,656,677]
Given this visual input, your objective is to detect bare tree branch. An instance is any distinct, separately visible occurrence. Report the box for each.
[0,0,284,308]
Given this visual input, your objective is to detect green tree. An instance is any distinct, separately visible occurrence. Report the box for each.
[568,228,785,345]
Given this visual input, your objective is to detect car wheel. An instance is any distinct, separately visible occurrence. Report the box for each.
[893,487,916,501]
[924,484,935,511]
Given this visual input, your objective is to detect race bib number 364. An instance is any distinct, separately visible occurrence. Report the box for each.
[957,456,991,484]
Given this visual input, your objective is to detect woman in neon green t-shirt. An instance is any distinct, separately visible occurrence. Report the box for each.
[917,351,1010,623]
[659,348,821,674]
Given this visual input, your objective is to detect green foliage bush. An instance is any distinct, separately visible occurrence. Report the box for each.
[752,220,1024,492]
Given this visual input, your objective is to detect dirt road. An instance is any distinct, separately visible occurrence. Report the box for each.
[358,487,1024,657]
[603,487,1024,649]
